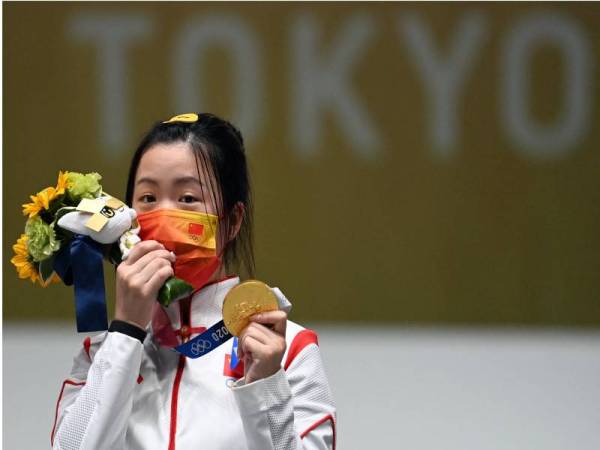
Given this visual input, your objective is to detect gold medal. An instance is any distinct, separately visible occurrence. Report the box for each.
[222,280,279,336]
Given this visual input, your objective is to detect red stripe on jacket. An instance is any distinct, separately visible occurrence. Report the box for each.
[83,336,91,360]
[50,379,86,446]
[284,329,319,370]
[301,414,337,449]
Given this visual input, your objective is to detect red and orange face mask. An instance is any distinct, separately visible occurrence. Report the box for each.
[136,208,221,291]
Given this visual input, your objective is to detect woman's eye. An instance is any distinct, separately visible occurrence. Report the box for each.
[140,194,156,203]
[179,194,198,204]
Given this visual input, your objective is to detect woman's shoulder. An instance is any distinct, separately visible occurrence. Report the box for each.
[283,320,321,371]
[78,331,108,362]
[285,319,316,341]
[64,331,109,378]
[73,329,145,365]
[267,283,323,367]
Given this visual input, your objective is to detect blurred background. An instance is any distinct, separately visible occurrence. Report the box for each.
[4,2,599,449]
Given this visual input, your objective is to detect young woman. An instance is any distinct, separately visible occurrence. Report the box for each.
[51,113,336,450]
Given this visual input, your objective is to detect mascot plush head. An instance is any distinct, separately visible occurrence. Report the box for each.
[57,195,137,244]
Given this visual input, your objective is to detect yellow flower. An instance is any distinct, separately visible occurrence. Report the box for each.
[55,170,70,195]
[21,170,70,218]
[10,234,61,287]
[22,187,54,218]
[10,234,39,284]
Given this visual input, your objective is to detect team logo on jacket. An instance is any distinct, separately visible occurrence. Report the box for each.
[223,354,245,379]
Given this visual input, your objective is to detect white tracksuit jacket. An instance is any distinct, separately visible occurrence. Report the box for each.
[51,276,336,450]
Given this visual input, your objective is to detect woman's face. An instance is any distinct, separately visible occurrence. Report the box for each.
[132,141,221,216]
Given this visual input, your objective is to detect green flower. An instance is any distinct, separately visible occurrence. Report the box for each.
[67,172,102,202]
[25,216,61,262]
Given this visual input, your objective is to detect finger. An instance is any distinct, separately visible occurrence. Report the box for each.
[237,339,249,361]
[240,334,265,357]
[124,240,166,265]
[239,322,275,346]
[131,254,172,284]
[133,257,173,284]
[144,265,175,297]
[243,354,253,379]
[124,240,165,264]
[249,310,287,336]
[237,342,246,361]
[239,328,263,356]
[130,249,175,273]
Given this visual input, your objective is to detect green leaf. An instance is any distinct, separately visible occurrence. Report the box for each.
[158,277,193,307]
[38,254,57,283]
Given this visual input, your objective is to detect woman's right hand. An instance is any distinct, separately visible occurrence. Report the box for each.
[115,240,176,329]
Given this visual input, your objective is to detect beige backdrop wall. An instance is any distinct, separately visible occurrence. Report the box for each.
[4,2,600,325]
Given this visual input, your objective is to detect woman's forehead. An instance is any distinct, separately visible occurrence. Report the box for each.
[136,142,212,185]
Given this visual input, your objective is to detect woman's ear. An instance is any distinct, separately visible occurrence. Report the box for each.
[228,201,245,241]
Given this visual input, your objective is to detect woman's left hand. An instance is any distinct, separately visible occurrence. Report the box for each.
[238,310,287,384]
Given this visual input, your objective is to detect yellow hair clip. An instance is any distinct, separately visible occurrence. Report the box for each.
[162,113,199,124]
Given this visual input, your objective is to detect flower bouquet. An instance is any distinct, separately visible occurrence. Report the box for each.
[11,171,193,332]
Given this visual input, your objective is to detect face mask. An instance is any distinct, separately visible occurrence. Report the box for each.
[136,208,221,291]
[137,208,224,348]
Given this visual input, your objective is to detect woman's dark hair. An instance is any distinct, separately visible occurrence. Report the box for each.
[125,113,254,278]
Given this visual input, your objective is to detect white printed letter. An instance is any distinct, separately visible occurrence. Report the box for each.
[173,15,262,144]
[68,14,152,156]
[291,14,380,160]
[501,13,591,160]
[399,12,487,158]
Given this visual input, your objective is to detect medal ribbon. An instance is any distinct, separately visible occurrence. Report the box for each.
[173,283,292,366]
[174,320,233,359]
[53,235,108,332]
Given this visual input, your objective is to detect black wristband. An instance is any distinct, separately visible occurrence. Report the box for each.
[108,320,147,344]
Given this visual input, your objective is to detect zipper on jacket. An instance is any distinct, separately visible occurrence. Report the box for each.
[168,297,191,450]
[167,355,186,450]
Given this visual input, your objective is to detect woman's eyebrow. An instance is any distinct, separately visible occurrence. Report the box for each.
[136,176,202,186]
[136,177,158,186]
[173,176,202,186]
